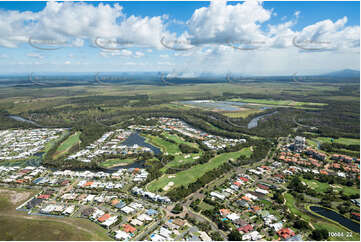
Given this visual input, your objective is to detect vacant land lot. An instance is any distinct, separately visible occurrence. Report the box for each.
[0,188,111,241]
[0,216,102,241]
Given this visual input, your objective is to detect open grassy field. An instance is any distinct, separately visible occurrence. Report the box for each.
[162,132,199,148]
[232,98,326,106]
[0,216,104,241]
[323,96,360,102]
[284,193,359,241]
[0,188,112,241]
[100,158,136,168]
[147,148,252,192]
[56,132,81,153]
[334,148,360,157]
[229,98,326,107]
[43,129,70,154]
[306,139,319,148]
[145,134,181,154]
[144,132,203,172]
[301,178,330,193]
[160,153,203,172]
[199,201,214,211]
[222,109,263,118]
[301,178,360,196]
[303,132,318,137]
[315,137,360,146]
[53,131,81,159]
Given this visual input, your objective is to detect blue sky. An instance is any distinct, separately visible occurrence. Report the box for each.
[0,1,359,75]
[1,1,359,31]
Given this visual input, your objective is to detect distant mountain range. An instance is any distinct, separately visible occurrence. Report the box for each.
[322,69,360,78]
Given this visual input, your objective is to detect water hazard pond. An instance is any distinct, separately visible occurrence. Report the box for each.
[310,206,360,233]
[103,132,162,171]
[247,111,277,129]
[8,115,42,127]
[122,132,161,156]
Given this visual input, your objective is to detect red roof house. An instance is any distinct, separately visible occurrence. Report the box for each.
[219,209,230,217]
[123,224,136,233]
[277,228,295,239]
[98,213,111,222]
[257,184,269,190]
[238,224,253,233]
[37,194,50,200]
[239,177,249,182]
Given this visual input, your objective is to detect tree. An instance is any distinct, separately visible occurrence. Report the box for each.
[293,219,310,230]
[210,232,223,241]
[171,203,183,214]
[179,143,199,153]
[311,229,329,241]
[272,191,284,204]
[228,230,242,241]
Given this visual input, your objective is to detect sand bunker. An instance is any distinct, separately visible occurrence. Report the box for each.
[163,181,175,191]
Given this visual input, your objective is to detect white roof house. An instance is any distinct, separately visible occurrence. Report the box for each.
[130,219,143,226]
[337,172,346,178]
[150,234,167,241]
[101,216,118,227]
[91,209,105,220]
[115,230,131,240]
[137,214,153,222]
[85,194,96,202]
[270,222,283,231]
[63,205,75,215]
[242,231,262,241]
[255,188,269,195]
[210,191,225,200]
[245,193,258,201]
[199,231,212,241]
[121,206,135,214]
[227,213,240,221]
